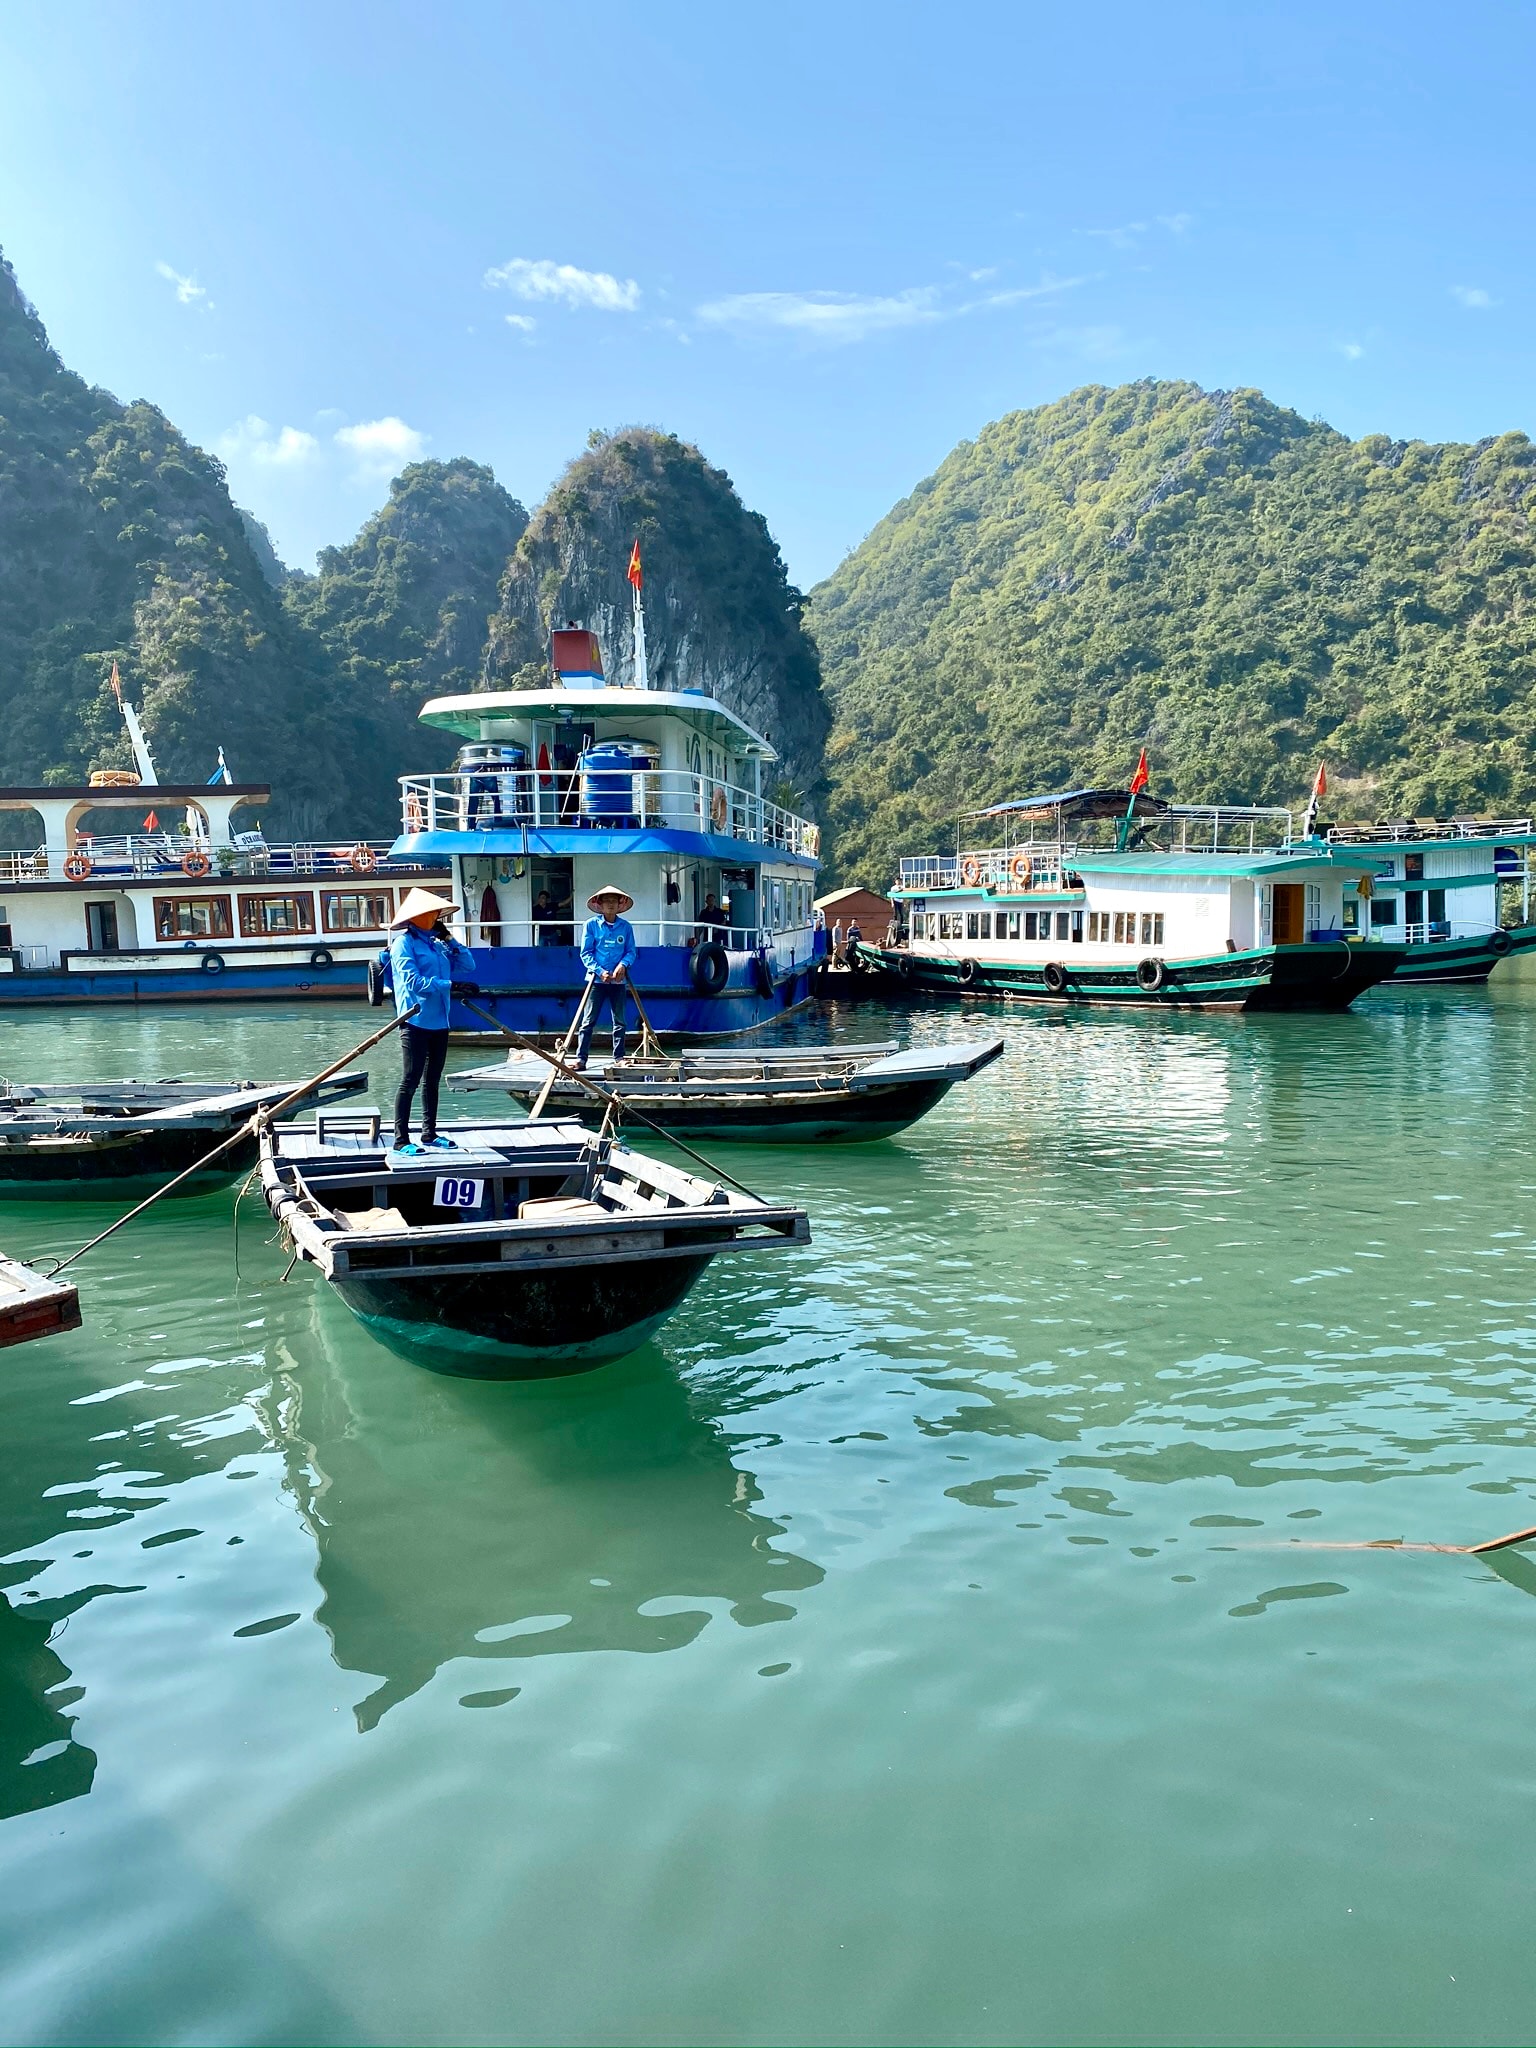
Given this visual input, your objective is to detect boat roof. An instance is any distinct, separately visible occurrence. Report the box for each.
[973,787,1169,821]
[417,688,777,760]
[1073,849,1382,879]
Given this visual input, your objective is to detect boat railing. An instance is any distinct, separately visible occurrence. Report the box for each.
[399,770,820,858]
[454,917,808,951]
[53,835,445,878]
[0,851,49,883]
[1328,818,1535,844]
[1399,919,1505,944]
[1164,805,1295,851]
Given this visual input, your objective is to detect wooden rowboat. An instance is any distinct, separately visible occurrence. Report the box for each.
[259,1110,810,1378]
[0,1074,365,1199]
[450,1037,1005,1143]
[0,1255,80,1346]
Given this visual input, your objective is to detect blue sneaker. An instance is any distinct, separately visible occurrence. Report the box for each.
[422,1134,459,1151]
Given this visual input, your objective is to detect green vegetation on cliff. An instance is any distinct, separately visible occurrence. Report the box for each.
[488,429,829,798]
[811,381,1536,886]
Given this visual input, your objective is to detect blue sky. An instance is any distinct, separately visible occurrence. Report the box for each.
[1,0,1529,585]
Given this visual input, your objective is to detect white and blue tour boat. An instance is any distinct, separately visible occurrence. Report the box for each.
[1319,815,1536,983]
[391,620,822,1039]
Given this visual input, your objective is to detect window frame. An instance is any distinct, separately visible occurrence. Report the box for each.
[153,893,233,941]
[238,891,317,939]
[320,888,395,934]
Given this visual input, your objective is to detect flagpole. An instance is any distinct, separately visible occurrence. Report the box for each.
[632,578,649,692]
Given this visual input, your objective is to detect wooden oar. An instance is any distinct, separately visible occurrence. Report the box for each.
[1284,1520,1536,1557]
[42,1006,418,1278]
[456,997,766,1201]
[528,980,594,1121]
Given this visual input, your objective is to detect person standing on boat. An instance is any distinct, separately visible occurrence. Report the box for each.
[576,883,637,1069]
[386,888,478,1155]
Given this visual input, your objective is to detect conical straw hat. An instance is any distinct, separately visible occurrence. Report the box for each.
[390,887,456,927]
[585,881,635,912]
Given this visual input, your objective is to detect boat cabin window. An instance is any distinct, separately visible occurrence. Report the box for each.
[1137,913,1165,946]
[240,892,316,937]
[155,894,233,940]
[1087,912,1107,942]
[1404,853,1425,881]
[1371,898,1395,927]
[321,889,393,932]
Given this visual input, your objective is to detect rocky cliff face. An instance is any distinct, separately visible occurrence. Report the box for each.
[486,430,829,801]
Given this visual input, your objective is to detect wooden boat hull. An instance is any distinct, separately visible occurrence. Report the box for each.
[492,1074,958,1143]
[337,1254,716,1378]
[0,1128,254,1201]
[861,940,1408,1010]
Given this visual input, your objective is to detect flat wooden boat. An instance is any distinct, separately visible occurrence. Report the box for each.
[450,1037,1005,1142]
[259,1111,811,1378]
[0,1073,366,1199]
[0,1255,80,1346]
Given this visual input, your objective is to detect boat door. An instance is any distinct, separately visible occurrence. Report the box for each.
[530,856,574,946]
[84,901,119,951]
[1272,885,1304,945]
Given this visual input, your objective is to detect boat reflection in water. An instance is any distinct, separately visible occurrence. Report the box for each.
[259,1309,822,1730]
[0,1588,97,1820]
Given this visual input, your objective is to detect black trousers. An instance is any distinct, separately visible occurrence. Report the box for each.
[394,1024,450,1143]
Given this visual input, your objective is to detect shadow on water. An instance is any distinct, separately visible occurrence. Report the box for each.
[0,1582,97,1820]
[257,1297,824,1730]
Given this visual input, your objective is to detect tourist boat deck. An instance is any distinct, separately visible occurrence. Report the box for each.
[1319,816,1536,982]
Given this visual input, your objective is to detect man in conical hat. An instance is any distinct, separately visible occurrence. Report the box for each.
[385,888,478,1153]
[575,882,637,1069]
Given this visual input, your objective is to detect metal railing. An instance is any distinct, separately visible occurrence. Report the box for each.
[1329,819,1534,845]
[448,917,808,950]
[16,836,446,880]
[1398,920,1503,944]
[399,769,821,858]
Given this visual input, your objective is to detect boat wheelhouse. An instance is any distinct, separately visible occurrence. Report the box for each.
[391,640,822,1038]
[0,778,448,1004]
[866,788,1407,1009]
[1320,816,1536,983]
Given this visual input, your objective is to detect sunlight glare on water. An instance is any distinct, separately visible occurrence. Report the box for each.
[2,980,1536,2046]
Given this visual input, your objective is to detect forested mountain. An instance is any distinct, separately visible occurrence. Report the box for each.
[811,381,1536,885]
[282,458,528,785]
[0,249,336,828]
[487,429,829,801]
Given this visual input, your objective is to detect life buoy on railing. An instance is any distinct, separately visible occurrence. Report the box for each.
[710,785,729,833]
[348,843,378,874]
[1009,852,1033,891]
[960,857,983,888]
[62,852,92,882]
[181,850,212,879]
[404,791,425,833]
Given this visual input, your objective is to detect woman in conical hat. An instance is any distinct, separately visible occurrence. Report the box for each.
[384,890,478,1153]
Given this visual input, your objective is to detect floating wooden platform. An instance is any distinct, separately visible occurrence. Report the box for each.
[0,1255,81,1347]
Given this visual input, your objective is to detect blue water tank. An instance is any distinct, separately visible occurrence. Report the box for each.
[456,744,529,826]
[580,740,646,825]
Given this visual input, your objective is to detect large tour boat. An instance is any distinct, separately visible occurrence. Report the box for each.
[1320,816,1536,983]
[861,787,1407,1009]
[389,617,822,1039]
[0,681,447,1006]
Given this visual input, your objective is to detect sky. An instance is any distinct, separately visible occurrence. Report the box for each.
[0,0,1530,586]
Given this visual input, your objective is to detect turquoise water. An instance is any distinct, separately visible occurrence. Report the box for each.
[3,980,1536,2045]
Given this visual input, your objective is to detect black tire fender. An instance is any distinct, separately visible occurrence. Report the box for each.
[366,959,386,1009]
[1489,927,1513,955]
[200,951,225,976]
[752,949,774,998]
[310,946,334,969]
[957,956,978,985]
[1042,960,1067,996]
[690,939,730,996]
[1136,956,1166,992]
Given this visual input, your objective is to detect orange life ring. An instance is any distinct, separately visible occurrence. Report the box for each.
[63,852,92,882]
[348,843,378,873]
[1009,852,1033,890]
[181,850,211,879]
[960,857,983,887]
[710,784,728,832]
[404,792,425,833]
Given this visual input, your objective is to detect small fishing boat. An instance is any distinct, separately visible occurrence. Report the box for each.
[0,1074,366,1199]
[259,1110,811,1377]
[451,1037,1005,1142]
[0,1255,80,1345]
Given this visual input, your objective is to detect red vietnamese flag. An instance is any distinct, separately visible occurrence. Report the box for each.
[1312,761,1327,798]
[109,661,123,705]
[627,540,643,591]
[143,810,159,831]
[1129,747,1150,795]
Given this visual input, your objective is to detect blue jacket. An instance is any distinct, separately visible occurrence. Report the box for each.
[580,914,637,979]
[386,923,476,1031]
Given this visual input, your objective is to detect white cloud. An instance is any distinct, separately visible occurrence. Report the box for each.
[697,286,943,344]
[1157,213,1194,234]
[1084,222,1148,249]
[216,415,318,467]
[155,260,207,307]
[1451,284,1496,309]
[503,313,536,334]
[1337,341,1366,360]
[484,257,641,312]
[333,417,428,472]
[696,272,1086,347]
